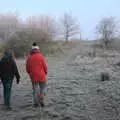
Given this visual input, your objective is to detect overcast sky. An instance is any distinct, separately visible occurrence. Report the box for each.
[0,0,119,39]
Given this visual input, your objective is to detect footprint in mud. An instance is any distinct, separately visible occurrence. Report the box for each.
[21,115,39,120]
[19,111,51,120]
[20,104,32,109]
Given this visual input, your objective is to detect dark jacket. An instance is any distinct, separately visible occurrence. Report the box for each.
[0,55,20,82]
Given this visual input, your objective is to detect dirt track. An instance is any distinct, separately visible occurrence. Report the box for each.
[0,42,120,120]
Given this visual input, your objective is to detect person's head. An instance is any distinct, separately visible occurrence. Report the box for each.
[4,48,13,57]
[32,42,39,50]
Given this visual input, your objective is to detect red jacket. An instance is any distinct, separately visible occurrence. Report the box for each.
[26,49,48,83]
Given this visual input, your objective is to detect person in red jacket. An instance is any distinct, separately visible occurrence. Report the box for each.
[26,42,48,107]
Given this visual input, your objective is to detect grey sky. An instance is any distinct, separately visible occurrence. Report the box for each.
[0,0,119,39]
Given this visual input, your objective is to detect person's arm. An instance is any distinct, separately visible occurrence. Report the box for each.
[42,56,48,75]
[26,57,30,74]
[12,59,20,84]
[0,59,2,79]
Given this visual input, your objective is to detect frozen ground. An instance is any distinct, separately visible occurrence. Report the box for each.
[0,42,120,120]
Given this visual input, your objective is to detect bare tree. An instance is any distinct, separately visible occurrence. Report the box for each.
[26,15,57,40]
[0,12,20,43]
[60,12,80,42]
[96,17,118,48]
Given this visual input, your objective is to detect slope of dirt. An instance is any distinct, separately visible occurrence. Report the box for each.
[0,41,120,120]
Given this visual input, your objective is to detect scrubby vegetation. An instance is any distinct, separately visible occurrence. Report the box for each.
[0,12,81,58]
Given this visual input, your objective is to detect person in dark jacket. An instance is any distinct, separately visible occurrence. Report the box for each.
[0,49,20,110]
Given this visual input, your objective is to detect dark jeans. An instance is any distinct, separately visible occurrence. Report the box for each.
[1,77,13,107]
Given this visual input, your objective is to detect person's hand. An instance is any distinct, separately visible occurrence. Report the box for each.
[16,78,20,84]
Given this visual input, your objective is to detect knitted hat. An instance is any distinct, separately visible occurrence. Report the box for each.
[32,42,39,49]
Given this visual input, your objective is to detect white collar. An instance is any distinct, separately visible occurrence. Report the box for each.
[32,46,39,49]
